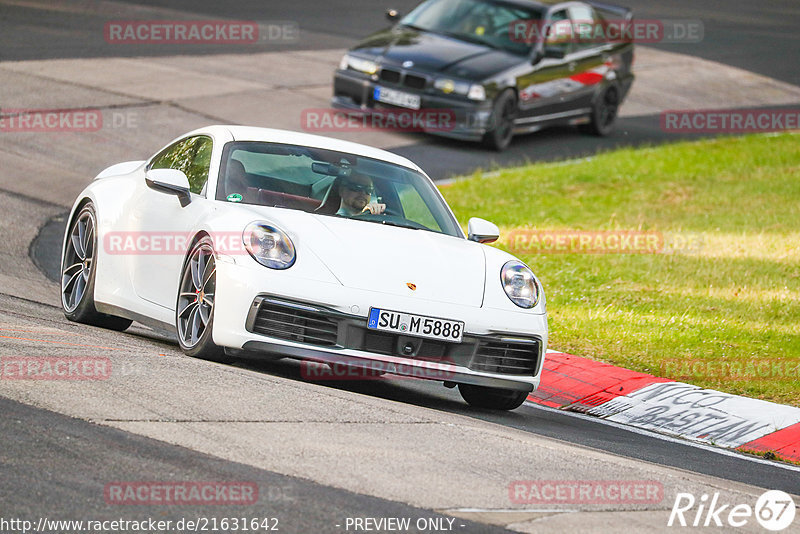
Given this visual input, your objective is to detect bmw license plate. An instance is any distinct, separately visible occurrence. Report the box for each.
[373,86,421,110]
[367,308,463,343]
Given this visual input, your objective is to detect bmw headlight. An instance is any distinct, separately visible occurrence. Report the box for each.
[433,78,470,95]
[243,222,296,269]
[467,84,486,101]
[501,260,539,308]
[340,54,379,75]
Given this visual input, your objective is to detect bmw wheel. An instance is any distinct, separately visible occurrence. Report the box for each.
[61,203,132,331]
[176,236,228,362]
[581,84,619,136]
[482,89,517,151]
[458,383,528,410]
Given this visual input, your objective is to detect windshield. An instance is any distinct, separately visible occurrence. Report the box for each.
[216,141,462,238]
[400,0,543,55]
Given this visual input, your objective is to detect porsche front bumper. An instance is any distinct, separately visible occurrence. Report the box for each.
[212,258,547,392]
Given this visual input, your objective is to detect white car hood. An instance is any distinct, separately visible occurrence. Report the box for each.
[274,211,486,307]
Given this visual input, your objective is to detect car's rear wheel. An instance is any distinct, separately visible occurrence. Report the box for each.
[176,237,228,362]
[61,203,132,331]
[458,383,528,410]
[580,83,619,136]
[482,89,517,151]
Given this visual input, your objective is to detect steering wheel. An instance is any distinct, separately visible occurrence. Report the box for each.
[381,206,402,217]
[358,205,401,217]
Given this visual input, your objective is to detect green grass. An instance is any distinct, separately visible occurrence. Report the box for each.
[440,133,800,406]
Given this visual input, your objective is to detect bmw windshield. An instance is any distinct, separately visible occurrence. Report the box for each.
[400,0,544,55]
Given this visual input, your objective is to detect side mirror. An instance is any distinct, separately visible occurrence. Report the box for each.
[467,217,499,244]
[386,9,401,22]
[543,46,565,59]
[145,168,191,207]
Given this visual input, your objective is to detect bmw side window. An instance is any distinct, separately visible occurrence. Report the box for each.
[569,5,601,50]
[545,10,573,56]
[149,136,213,195]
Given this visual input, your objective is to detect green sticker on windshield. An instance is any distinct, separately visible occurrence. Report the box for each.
[227,193,243,203]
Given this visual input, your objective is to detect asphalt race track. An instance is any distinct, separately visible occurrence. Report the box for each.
[1,0,798,177]
[1,1,799,533]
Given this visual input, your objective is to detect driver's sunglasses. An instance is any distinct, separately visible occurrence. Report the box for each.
[343,182,374,195]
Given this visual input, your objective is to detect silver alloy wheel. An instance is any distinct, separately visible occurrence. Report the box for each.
[177,243,216,348]
[61,210,95,312]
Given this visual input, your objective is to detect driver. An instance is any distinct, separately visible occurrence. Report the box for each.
[337,173,386,216]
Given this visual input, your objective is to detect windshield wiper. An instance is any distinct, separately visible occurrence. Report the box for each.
[399,23,426,32]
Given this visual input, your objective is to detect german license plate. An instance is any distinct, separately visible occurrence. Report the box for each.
[373,86,421,109]
[367,308,463,343]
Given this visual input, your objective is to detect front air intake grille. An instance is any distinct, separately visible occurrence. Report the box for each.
[251,300,339,347]
[403,74,427,90]
[470,339,541,375]
[378,69,427,90]
[379,68,402,84]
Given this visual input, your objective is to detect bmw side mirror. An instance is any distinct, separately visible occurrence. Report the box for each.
[145,168,192,207]
[543,46,566,60]
[386,9,401,22]
[467,217,500,244]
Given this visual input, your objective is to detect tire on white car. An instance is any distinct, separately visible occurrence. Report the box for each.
[458,383,529,411]
[61,202,133,331]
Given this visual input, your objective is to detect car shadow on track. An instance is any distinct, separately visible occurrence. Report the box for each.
[230,354,532,421]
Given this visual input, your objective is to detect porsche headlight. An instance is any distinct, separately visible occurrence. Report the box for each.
[243,222,296,270]
[341,54,379,75]
[501,260,539,308]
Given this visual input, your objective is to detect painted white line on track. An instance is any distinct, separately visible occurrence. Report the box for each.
[524,401,800,474]
[445,508,577,514]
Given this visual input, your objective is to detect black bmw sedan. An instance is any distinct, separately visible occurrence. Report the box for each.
[332,0,635,150]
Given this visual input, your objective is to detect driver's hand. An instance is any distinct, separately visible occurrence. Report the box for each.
[361,202,386,215]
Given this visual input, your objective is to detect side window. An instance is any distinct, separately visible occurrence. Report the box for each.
[149,136,213,195]
[545,10,573,55]
[569,5,602,50]
[188,138,213,195]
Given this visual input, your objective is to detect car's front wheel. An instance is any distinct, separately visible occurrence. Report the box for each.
[458,383,529,410]
[61,203,132,331]
[176,237,228,362]
[482,89,517,151]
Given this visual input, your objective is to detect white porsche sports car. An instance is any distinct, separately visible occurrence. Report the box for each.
[61,126,547,410]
